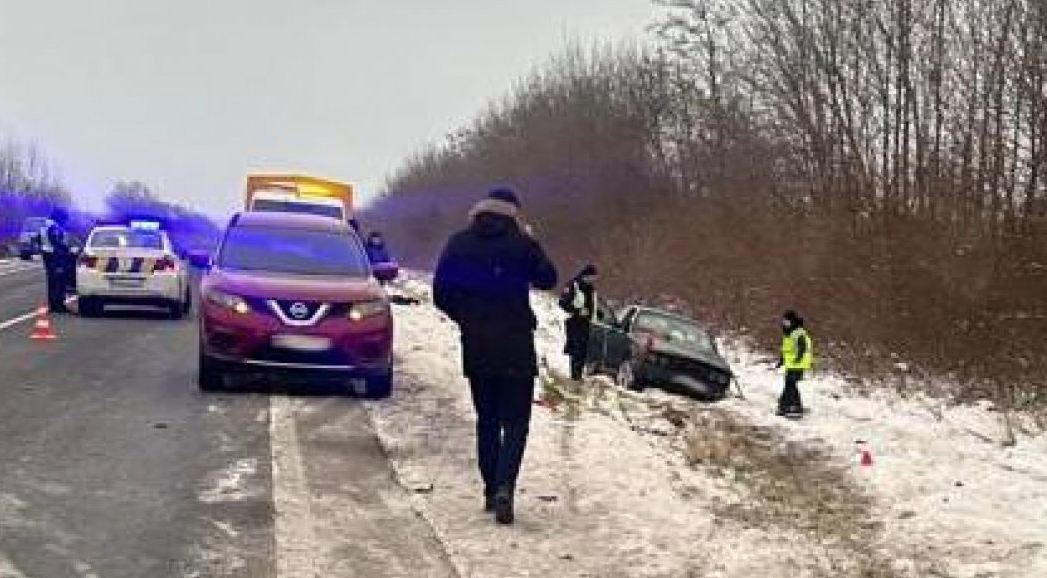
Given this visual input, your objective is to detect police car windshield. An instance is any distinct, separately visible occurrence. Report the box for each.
[634,313,715,352]
[89,229,165,250]
[252,199,344,220]
[219,225,369,277]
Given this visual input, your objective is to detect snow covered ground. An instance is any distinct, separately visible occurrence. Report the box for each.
[365,274,1047,578]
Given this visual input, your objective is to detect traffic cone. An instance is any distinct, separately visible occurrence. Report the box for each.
[856,440,874,467]
[29,305,57,341]
[860,447,874,467]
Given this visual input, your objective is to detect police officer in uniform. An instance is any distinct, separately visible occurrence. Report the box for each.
[775,310,814,417]
[559,264,598,381]
[40,208,73,313]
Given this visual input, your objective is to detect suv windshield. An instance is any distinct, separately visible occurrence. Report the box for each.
[219,224,369,277]
[633,312,715,352]
[89,229,165,250]
[252,199,344,220]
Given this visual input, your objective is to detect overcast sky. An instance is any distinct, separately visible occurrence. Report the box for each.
[0,0,657,218]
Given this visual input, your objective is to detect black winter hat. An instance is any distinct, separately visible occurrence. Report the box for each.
[579,264,598,277]
[783,310,803,327]
[487,187,521,207]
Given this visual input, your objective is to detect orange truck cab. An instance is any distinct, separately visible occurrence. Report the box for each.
[244,174,354,224]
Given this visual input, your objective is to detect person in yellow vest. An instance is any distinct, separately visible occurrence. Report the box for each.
[775,310,813,418]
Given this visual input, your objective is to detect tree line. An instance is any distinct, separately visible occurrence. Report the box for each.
[0,132,219,254]
[368,0,1046,408]
[0,136,71,243]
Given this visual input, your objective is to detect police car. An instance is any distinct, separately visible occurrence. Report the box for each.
[76,221,192,318]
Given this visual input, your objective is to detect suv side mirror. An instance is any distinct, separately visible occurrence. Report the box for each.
[186,250,212,269]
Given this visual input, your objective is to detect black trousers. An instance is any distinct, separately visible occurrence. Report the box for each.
[569,355,586,381]
[43,256,69,311]
[779,369,804,412]
[468,375,534,498]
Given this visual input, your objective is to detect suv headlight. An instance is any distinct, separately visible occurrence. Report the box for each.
[348,298,388,321]
[206,290,250,314]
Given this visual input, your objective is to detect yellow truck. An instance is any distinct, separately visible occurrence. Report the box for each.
[244,174,354,223]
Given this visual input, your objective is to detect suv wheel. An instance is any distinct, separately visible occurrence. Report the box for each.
[198,353,224,392]
[365,371,393,399]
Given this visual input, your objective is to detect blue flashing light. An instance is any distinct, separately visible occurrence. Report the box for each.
[129,220,162,231]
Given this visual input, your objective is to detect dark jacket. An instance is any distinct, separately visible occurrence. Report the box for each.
[42,221,72,264]
[434,212,558,379]
[365,239,392,264]
[559,278,595,357]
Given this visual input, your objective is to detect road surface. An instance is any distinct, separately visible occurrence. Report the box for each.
[0,259,456,578]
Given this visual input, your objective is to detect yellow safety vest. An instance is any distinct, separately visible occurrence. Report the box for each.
[781,328,813,370]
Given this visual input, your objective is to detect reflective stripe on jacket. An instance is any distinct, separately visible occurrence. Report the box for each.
[781,327,813,370]
[39,220,55,253]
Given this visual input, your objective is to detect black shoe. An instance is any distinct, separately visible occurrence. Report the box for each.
[494,488,514,525]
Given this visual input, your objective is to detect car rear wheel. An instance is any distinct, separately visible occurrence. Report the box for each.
[616,360,642,391]
[168,297,187,320]
[79,297,103,317]
[198,353,224,392]
[19,252,32,261]
[365,371,393,399]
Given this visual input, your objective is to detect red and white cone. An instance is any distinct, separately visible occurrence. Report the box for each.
[29,305,57,341]
[860,446,874,467]
[855,440,875,482]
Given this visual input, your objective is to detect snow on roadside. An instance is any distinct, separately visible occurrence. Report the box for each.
[366,274,1046,578]
[717,342,1047,578]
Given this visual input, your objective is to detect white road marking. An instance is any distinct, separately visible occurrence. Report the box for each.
[0,551,28,578]
[0,310,39,333]
[0,263,38,277]
[0,297,75,333]
[269,396,320,578]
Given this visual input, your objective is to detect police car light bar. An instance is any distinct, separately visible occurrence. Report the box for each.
[129,220,161,230]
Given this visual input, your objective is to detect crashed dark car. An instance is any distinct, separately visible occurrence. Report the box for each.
[587,304,733,400]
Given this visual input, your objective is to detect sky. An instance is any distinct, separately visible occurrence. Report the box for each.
[0,0,659,218]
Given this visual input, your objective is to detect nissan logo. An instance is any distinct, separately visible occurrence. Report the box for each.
[288,302,310,320]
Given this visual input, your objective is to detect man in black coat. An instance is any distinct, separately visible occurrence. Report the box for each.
[433,187,558,525]
[559,264,598,381]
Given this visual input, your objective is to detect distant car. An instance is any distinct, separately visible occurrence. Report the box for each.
[18,217,47,260]
[76,222,192,318]
[195,212,398,397]
[587,305,733,400]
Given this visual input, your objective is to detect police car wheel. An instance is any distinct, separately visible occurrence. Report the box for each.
[198,353,225,391]
[79,298,103,317]
[168,300,186,320]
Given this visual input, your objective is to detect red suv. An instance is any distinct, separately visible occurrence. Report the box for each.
[195,212,396,397]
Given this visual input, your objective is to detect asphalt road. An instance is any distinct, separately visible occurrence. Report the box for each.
[0,259,455,578]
